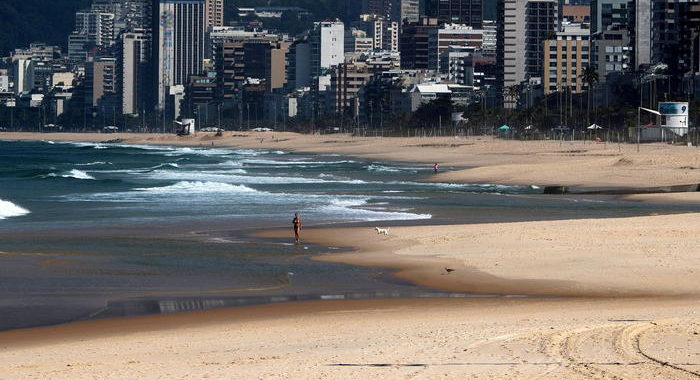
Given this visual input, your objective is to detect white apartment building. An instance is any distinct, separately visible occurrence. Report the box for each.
[310,21,345,79]
[13,59,34,95]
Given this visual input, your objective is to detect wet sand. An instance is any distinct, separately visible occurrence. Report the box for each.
[1,132,699,379]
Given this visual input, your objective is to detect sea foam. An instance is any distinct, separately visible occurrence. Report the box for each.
[135,181,259,194]
[46,169,96,180]
[146,170,364,185]
[320,198,431,222]
[0,199,30,220]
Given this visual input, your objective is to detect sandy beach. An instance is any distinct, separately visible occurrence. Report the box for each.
[4,131,700,189]
[1,132,699,379]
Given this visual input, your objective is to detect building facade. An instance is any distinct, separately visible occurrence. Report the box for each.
[85,58,117,106]
[363,0,420,23]
[543,22,591,94]
[400,17,439,69]
[594,25,630,82]
[651,0,700,80]
[432,24,485,73]
[121,30,150,115]
[309,21,345,80]
[426,0,484,28]
[497,0,558,91]
[590,0,628,34]
[355,14,400,52]
[13,59,34,95]
[630,0,652,70]
[156,0,206,109]
[330,62,373,114]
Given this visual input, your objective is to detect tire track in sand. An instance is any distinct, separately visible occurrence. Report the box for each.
[542,320,699,380]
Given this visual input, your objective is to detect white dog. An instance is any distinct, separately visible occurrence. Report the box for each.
[375,227,390,235]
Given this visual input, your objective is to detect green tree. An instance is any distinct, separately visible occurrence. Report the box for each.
[412,97,453,129]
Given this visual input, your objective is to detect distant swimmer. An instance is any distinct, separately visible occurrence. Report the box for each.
[433,162,440,173]
[293,213,302,244]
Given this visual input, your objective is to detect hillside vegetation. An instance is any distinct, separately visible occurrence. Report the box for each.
[0,0,90,55]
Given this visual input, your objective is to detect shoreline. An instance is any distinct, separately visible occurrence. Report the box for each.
[2,133,700,378]
[259,212,700,298]
[3,131,700,192]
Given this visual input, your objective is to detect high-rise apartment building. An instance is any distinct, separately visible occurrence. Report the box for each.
[630,0,651,70]
[651,0,700,79]
[426,0,484,28]
[330,62,373,114]
[74,10,116,47]
[400,17,439,69]
[205,0,225,29]
[309,21,345,80]
[286,39,312,90]
[121,30,150,115]
[13,59,34,95]
[391,0,420,24]
[431,24,485,72]
[363,0,420,23]
[68,32,91,62]
[593,25,630,82]
[355,14,400,52]
[85,58,117,106]
[590,0,628,34]
[543,22,591,94]
[155,0,206,109]
[497,0,558,90]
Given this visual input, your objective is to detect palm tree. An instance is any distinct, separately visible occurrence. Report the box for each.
[580,66,600,126]
[505,85,519,107]
[504,85,520,123]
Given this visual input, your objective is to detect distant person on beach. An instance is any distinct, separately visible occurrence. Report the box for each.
[293,213,302,244]
[433,162,440,173]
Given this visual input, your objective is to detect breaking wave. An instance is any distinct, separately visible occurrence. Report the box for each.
[135,181,259,194]
[0,199,30,220]
[44,169,96,180]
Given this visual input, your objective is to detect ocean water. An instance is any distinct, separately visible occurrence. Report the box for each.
[1,140,698,330]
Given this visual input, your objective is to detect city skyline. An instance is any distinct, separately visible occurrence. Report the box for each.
[0,0,698,135]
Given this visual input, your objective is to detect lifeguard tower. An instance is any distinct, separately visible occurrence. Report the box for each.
[635,102,689,142]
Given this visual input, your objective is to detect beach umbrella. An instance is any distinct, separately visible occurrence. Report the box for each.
[587,124,603,130]
[498,125,511,130]
[524,125,534,130]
